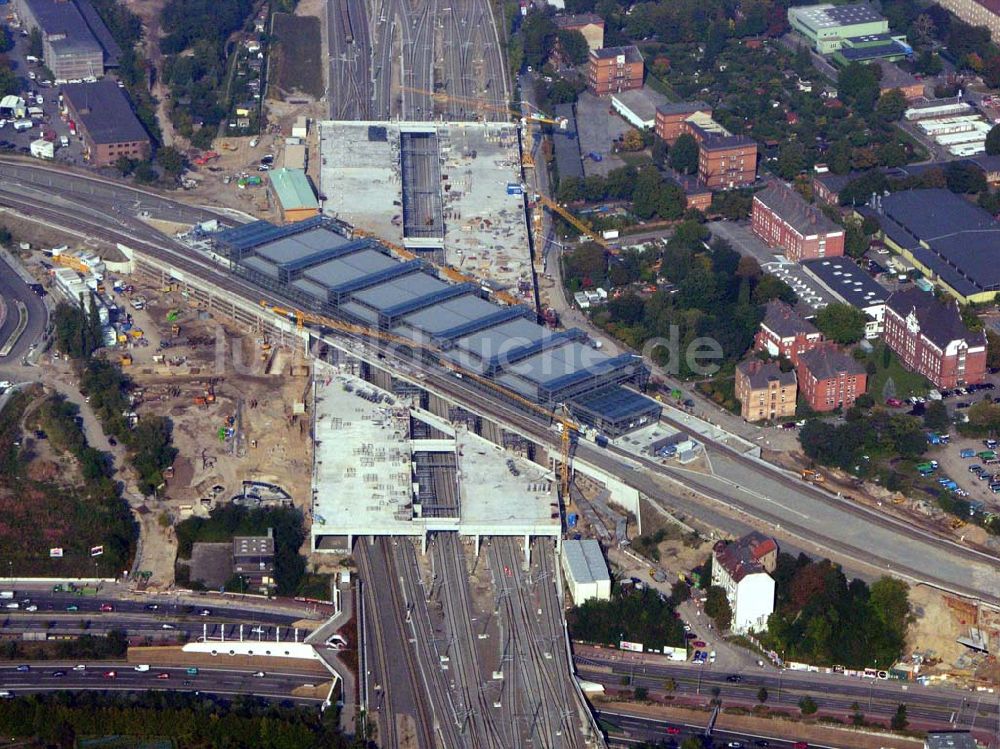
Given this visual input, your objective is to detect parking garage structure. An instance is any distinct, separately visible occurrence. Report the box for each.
[215,217,661,436]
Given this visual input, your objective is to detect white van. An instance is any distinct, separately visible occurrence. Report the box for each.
[59,135,69,147]
[25,55,38,64]
[133,664,150,672]
[12,120,32,132]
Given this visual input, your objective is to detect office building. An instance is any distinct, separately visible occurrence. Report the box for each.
[588,45,644,96]
[751,182,845,262]
[735,359,797,423]
[60,80,150,167]
[796,345,868,412]
[754,300,824,365]
[883,288,987,389]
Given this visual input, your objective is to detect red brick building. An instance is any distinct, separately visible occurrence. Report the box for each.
[654,101,713,143]
[883,288,987,388]
[61,79,151,168]
[754,300,825,365]
[796,345,868,412]
[751,182,845,262]
[588,46,644,96]
[698,134,758,190]
[653,102,757,189]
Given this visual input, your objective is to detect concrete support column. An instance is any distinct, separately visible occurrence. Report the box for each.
[474,534,480,556]
[524,534,531,567]
[421,531,427,555]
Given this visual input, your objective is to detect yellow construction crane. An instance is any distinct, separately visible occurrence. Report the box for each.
[259,300,577,498]
[349,227,523,307]
[533,193,613,252]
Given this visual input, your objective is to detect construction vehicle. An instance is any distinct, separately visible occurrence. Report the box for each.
[801,469,825,483]
[170,324,180,336]
[950,517,967,530]
[120,353,133,366]
[205,386,216,404]
[259,300,578,498]
[349,228,523,308]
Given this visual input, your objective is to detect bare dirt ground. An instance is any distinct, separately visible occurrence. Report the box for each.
[907,585,967,674]
[126,286,313,513]
[0,213,123,260]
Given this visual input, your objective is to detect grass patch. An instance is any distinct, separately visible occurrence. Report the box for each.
[865,342,930,400]
[271,14,323,99]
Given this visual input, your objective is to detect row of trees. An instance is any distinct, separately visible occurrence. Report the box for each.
[839,162,990,207]
[762,553,912,669]
[175,504,307,595]
[0,691,356,749]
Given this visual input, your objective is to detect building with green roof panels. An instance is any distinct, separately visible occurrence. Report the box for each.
[788,3,889,54]
[268,168,319,223]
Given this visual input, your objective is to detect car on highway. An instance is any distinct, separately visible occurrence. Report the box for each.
[727,742,743,748]
[665,726,681,735]
[186,667,199,675]
[199,609,211,616]
[5,602,19,609]
[99,604,114,612]
[793,743,808,749]
[72,664,86,671]
[157,672,170,679]
[253,671,266,677]
[103,671,117,679]
[753,741,769,747]
[145,604,159,610]
[726,674,742,683]
[161,623,175,629]
[134,664,150,672]
[51,670,66,677]
[25,604,37,612]
[16,665,30,672]
[65,604,78,611]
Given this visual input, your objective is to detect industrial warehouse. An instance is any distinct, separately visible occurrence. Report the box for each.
[213,218,661,435]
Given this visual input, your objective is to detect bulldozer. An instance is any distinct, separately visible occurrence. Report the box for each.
[120,353,133,366]
[801,469,825,483]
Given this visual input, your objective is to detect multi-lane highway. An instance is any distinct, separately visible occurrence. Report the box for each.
[0,251,46,361]
[0,662,326,704]
[2,157,998,608]
[575,653,1000,732]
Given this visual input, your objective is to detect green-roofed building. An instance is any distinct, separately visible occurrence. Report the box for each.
[268,167,319,223]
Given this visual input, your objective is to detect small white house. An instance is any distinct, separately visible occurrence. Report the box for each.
[562,539,611,604]
[710,533,777,634]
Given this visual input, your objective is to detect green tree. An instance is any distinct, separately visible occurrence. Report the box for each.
[875,89,907,123]
[155,146,186,179]
[28,27,43,59]
[838,62,879,112]
[133,160,157,184]
[987,124,1000,156]
[669,133,698,175]
[851,701,865,726]
[663,677,677,693]
[520,10,556,69]
[757,686,768,704]
[557,29,589,65]
[890,703,908,730]
[704,585,732,630]
[0,26,12,54]
[923,400,950,431]
[814,303,869,344]
[776,142,806,180]
[987,329,1000,370]
[799,695,818,715]
[634,686,649,700]
[632,167,665,219]
[945,161,987,194]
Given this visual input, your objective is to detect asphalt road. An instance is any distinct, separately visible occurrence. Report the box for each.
[575,655,997,730]
[0,251,47,361]
[0,662,325,704]
[5,160,1000,608]
[596,709,836,749]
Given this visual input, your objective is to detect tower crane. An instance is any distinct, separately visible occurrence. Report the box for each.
[259,301,578,499]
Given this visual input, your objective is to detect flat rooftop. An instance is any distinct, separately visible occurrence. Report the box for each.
[790,3,884,29]
[611,87,669,123]
[802,258,888,310]
[311,367,560,544]
[61,80,149,145]
[318,120,532,301]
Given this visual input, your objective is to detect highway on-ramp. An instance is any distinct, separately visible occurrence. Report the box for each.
[0,252,46,361]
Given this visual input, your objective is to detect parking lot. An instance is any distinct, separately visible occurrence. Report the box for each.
[708,220,837,312]
[905,383,1000,513]
[573,90,629,177]
[0,16,89,164]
